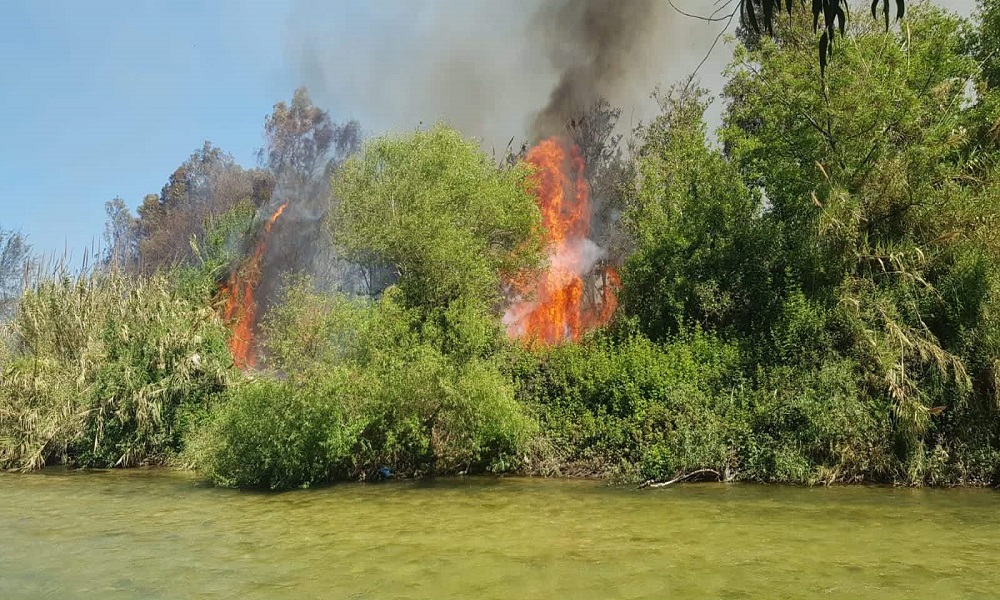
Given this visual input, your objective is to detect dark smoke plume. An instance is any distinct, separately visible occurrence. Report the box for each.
[287,0,717,150]
[530,0,657,139]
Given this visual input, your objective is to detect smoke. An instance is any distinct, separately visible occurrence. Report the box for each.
[271,1,728,346]
[258,118,365,315]
[285,1,726,149]
[529,0,658,139]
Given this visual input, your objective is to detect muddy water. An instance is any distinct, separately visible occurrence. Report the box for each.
[1,470,998,599]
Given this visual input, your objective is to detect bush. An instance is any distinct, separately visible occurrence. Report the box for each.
[189,370,362,489]
[511,331,742,480]
[511,329,904,484]
[365,350,535,476]
[190,280,536,489]
[730,361,894,484]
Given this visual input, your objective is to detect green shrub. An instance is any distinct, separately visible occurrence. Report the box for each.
[731,361,894,484]
[511,331,742,479]
[190,280,536,489]
[512,330,903,484]
[364,350,534,476]
[189,370,363,489]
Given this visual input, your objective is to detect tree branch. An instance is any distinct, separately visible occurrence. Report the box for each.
[637,468,722,489]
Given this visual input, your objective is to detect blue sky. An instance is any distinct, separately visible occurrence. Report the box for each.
[0,1,305,261]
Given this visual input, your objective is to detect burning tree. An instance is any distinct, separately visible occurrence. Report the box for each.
[219,203,288,369]
[256,87,363,300]
[216,87,363,369]
[503,138,620,345]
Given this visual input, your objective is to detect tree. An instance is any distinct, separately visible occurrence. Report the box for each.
[330,125,543,314]
[620,84,772,340]
[622,2,998,481]
[255,87,363,299]
[102,198,139,269]
[0,228,31,320]
[135,142,272,271]
[258,87,361,195]
[565,98,634,261]
[723,3,998,450]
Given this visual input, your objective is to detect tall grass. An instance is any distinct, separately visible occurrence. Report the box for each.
[0,261,233,470]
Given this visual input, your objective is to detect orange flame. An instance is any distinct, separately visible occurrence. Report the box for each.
[220,202,287,368]
[505,138,619,345]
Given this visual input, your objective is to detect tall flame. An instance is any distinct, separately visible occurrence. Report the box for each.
[221,202,287,369]
[505,137,619,345]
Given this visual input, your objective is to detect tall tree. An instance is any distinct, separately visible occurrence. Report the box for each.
[102,198,139,269]
[0,228,31,320]
[566,99,633,258]
[623,2,998,480]
[723,3,997,445]
[135,142,272,271]
[256,87,363,297]
[258,87,361,195]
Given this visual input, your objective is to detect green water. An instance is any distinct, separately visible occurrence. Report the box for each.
[1,471,998,599]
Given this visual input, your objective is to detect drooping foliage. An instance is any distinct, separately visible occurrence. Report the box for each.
[0,205,255,471]
[737,0,906,73]
[725,3,997,438]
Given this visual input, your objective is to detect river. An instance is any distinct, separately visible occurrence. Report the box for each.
[1,470,997,599]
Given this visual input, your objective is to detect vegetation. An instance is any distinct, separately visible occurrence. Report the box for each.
[0,267,232,470]
[0,228,31,320]
[3,2,1000,489]
[190,281,536,489]
[331,125,544,312]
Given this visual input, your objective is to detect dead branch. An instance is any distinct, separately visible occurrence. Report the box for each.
[637,468,722,489]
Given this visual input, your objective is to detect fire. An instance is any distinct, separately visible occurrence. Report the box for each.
[220,202,287,368]
[505,137,619,345]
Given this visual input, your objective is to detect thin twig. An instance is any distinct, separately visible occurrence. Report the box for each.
[690,8,738,83]
[667,0,737,22]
